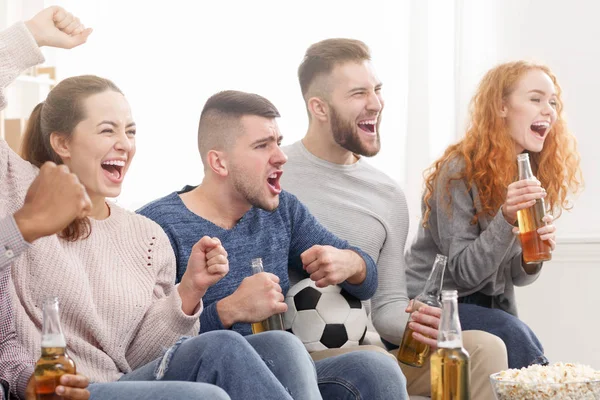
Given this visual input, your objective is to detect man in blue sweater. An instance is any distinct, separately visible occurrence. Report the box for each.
[139,90,408,399]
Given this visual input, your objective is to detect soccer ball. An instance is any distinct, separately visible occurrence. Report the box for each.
[284,278,368,352]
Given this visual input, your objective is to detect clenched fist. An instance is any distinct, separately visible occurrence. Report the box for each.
[25,6,92,49]
[301,245,367,288]
[179,237,229,315]
[14,162,92,243]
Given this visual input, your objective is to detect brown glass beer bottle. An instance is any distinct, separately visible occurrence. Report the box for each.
[516,153,552,264]
[250,258,285,334]
[397,254,447,367]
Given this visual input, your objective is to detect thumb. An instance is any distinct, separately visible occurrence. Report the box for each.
[300,245,320,264]
[65,28,93,49]
[196,236,218,253]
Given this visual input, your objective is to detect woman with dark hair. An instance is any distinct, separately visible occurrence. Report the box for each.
[406,61,582,369]
[6,73,322,400]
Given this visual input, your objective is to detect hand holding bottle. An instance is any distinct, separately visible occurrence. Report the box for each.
[405,301,442,348]
[397,254,447,367]
[26,374,89,400]
[513,214,556,251]
[502,179,546,225]
[217,271,287,328]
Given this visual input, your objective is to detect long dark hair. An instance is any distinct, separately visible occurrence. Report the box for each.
[21,75,123,241]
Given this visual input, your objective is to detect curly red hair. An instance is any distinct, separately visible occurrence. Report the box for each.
[422,61,582,226]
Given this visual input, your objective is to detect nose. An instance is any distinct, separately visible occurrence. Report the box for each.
[272,145,288,167]
[367,91,383,113]
[114,130,133,152]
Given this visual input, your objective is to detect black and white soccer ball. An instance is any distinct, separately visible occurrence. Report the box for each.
[284,278,368,352]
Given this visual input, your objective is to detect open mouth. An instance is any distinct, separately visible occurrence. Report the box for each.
[530,121,550,139]
[101,160,125,183]
[267,171,283,195]
[357,119,377,135]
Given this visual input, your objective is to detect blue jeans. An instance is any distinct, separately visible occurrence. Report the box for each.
[315,351,409,400]
[90,381,230,399]
[117,330,321,400]
[458,303,548,368]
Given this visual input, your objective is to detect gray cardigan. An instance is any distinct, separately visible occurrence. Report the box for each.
[406,158,542,316]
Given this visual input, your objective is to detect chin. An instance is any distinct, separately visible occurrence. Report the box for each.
[525,143,545,153]
[262,198,280,212]
[101,187,122,199]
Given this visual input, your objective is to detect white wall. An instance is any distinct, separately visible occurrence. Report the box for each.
[34,0,410,211]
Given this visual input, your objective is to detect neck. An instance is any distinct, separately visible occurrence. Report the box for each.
[303,122,359,165]
[181,176,250,229]
[89,195,109,220]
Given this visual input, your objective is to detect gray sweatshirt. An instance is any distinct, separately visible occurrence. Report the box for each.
[406,157,542,316]
[281,141,411,345]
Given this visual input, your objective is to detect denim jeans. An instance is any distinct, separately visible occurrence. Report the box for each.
[458,303,548,369]
[90,381,230,399]
[315,351,409,400]
[117,330,321,400]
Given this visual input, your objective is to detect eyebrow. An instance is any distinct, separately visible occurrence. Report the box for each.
[250,134,283,146]
[528,89,556,97]
[97,120,136,128]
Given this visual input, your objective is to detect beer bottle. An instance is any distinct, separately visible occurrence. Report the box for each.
[250,258,285,334]
[34,297,76,400]
[430,290,470,400]
[516,153,552,264]
[397,254,447,367]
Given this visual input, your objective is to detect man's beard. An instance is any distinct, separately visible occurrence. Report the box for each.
[330,105,381,157]
[230,164,279,212]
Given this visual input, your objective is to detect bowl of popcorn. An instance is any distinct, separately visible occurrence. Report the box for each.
[490,362,600,400]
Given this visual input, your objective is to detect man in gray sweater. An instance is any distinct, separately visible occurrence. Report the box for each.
[281,38,508,399]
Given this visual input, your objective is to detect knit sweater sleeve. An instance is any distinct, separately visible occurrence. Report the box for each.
[0,22,44,111]
[285,192,378,300]
[125,227,201,369]
[370,187,411,346]
[432,162,539,295]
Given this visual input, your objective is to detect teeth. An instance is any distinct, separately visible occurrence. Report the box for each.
[358,120,376,125]
[532,122,550,128]
[269,173,277,179]
[102,160,125,167]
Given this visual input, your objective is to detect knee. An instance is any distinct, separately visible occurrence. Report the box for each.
[173,383,230,400]
[191,330,248,353]
[258,331,307,354]
[463,330,508,371]
[351,351,406,383]
[195,385,230,400]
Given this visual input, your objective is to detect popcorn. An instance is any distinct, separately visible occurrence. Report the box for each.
[490,362,600,400]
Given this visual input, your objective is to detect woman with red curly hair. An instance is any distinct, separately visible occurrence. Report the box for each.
[406,61,582,369]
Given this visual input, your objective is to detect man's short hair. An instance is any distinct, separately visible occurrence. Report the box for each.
[197,90,280,166]
[298,38,371,102]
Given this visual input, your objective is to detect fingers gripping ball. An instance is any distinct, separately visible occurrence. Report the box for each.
[284,278,368,352]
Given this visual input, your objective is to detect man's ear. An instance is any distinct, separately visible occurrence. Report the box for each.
[207,150,228,177]
[307,96,329,123]
[49,132,71,159]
